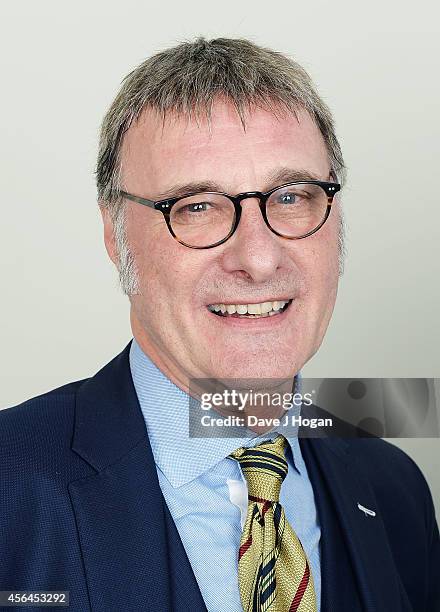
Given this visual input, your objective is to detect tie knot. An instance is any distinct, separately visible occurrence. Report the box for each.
[229,434,289,502]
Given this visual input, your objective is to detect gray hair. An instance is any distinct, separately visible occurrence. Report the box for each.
[96,37,347,293]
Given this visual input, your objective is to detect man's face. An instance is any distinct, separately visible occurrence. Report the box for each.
[102,101,340,389]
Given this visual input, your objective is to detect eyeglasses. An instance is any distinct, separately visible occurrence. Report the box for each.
[120,179,341,249]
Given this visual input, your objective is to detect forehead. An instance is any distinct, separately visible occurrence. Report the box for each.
[121,100,330,194]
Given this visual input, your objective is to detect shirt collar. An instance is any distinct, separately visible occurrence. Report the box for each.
[129,337,305,488]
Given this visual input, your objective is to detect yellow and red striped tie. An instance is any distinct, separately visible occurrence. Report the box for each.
[229,434,317,612]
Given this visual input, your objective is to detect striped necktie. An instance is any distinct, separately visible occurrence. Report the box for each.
[229,434,317,612]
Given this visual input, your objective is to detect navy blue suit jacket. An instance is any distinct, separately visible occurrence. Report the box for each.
[1,341,439,611]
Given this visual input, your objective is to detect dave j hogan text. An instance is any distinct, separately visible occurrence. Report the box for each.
[200,414,333,429]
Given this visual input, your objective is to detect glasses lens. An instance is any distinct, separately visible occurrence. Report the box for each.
[266,183,329,238]
[170,193,235,247]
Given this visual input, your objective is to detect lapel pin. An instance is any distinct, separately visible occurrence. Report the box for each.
[357,502,376,517]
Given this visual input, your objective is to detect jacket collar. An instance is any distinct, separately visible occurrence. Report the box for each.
[71,340,146,472]
[70,340,207,611]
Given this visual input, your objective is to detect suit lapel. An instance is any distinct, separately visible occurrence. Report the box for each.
[300,437,362,611]
[300,436,412,612]
[68,342,207,612]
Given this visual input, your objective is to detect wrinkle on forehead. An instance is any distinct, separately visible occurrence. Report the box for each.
[126,98,304,148]
[120,100,329,196]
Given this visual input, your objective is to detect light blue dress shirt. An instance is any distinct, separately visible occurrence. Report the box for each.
[129,337,321,612]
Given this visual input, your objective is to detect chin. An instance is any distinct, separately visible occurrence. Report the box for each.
[206,358,300,385]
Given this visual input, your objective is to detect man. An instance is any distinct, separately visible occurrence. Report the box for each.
[0,37,438,612]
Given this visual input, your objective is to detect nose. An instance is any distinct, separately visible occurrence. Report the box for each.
[221,196,284,283]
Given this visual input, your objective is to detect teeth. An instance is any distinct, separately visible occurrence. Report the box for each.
[260,302,273,314]
[208,299,290,316]
[247,303,262,315]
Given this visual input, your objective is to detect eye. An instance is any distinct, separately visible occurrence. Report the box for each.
[277,192,297,205]
[273,190,306,205]
[187,202,211,213]
[174,201,213,215]
[270,186,314,206]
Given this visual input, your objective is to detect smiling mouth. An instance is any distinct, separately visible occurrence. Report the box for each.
[207,299,292,319]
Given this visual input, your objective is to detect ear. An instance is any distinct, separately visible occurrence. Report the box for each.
[99,203,119,267]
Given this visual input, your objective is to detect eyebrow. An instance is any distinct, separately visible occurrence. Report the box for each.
[154,167,328,200]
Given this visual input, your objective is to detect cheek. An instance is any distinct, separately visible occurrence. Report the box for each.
[139,256,182,314]
[313,251,339,328]
[296,229,339,314]
[131,225,202,320]
[128,211,172,291]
